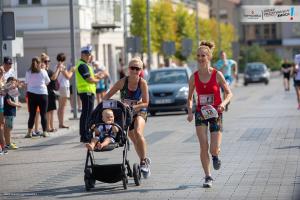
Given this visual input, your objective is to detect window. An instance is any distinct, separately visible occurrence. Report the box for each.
[19,0,28,4]
[32,0,41,4]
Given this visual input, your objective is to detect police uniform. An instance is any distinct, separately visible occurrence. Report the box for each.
[76,45,96,143]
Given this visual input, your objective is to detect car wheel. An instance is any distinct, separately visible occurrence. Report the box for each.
[265,80,269,85]
[244,82,248,86]
[150,111,156,116]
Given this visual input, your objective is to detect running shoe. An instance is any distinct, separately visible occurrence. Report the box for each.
[203,176,213,188]
[5,143,18,150]
[140,157,151,178]
[24,133,32,138]
[297,104,300,110]
[212,156,221,170]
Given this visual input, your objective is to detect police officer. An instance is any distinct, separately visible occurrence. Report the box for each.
[75,45,104,143]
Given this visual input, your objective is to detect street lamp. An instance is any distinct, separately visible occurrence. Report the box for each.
[146,0,151,69]
[69,0,78,119]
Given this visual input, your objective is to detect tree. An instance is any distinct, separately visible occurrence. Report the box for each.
[130,0,147,53]
[151,0,176,55]
[173,4,196,62]
[239,44,281,71]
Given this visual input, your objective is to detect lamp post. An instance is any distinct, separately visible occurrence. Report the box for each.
[146,0,151,69]
[123,0,128,66]
[195,0,200,46]
[69,0,78,119]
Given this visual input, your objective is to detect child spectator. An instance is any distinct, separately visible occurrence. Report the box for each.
[86,109,119,151]
[4,77,22,150]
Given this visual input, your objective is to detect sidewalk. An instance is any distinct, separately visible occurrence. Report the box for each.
[11,102,79,141]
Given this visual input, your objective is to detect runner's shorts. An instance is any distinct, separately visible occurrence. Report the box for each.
[195,111,223,132]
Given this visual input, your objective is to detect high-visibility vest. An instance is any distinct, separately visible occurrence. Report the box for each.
[75,60,96,94]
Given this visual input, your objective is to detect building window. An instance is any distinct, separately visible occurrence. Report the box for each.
[19,0,28,4]
[255,24,261,39]
[32,0,41,4]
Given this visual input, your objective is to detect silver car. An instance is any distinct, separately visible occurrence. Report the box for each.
[148,67,193,116]
[244,62,270,86]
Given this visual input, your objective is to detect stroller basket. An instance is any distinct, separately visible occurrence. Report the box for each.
[92,164,124,183]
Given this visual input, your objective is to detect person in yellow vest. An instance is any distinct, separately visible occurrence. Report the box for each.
[75,45,105,143]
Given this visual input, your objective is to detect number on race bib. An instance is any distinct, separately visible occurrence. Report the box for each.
[200,105,218,120]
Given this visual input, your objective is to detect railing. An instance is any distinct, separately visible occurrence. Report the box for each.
[93,0,121,29]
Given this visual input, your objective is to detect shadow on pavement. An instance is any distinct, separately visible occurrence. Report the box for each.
[275,145,300,150]
[2,183,201,199]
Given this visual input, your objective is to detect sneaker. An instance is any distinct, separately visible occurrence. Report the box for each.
[203,176,213,188]
[32,131,42,137]
[42,132,49,137]
[140,157,151,178]
[212,156,221,170]
[5,143,18,150]
[24,133,32,138]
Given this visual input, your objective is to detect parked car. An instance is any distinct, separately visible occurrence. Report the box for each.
[148,67,193,116]
[244,62,270,86]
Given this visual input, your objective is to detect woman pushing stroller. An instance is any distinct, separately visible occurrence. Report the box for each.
[103,57,151,178]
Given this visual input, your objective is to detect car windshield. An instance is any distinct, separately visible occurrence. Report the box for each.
[148,70,188,84]
[246,64,266,72]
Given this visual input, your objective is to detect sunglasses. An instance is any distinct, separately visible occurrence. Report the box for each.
[44,60,51,63]
[129,66,141,71]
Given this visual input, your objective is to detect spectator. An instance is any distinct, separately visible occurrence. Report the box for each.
[44,55,61,132]
[56,53,73,129]
[25,57,50,138]
[93,61,110,104]
[3,77,22,150]
[75,45,103,143]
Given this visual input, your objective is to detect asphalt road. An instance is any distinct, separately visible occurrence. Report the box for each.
[0,74,299,200]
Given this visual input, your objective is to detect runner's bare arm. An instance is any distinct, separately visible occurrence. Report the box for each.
[217,71,233,109]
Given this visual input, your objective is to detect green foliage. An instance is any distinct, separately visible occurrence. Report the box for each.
[130,0,147,53]
[173,4,196,61]
[151,0,176,53]
[239,44,281,71]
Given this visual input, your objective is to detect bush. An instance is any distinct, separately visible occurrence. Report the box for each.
[239,44,281,72]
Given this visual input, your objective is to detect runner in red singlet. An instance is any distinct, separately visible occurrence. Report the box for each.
[187,41,233,188]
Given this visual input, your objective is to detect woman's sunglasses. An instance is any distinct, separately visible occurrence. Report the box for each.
[129,66,141,71]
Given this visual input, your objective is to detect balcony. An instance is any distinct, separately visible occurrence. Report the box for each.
[92,0,121,30]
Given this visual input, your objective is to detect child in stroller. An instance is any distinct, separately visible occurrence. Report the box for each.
[85,109,119,151]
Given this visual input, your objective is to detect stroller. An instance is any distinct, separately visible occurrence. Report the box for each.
[84,99,142,190]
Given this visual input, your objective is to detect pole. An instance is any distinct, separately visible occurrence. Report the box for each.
[217,0,221,53]
[123,0,128,66]
[0,0,3,64]
[195,0,200,46]
[146,0,151,69]
[69,0,78,119]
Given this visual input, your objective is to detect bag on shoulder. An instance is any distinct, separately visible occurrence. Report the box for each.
[54,80,60,91]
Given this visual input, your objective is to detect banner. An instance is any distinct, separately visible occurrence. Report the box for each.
[240,6,300,22]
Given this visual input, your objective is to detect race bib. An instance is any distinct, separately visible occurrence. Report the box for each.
[200,105,218,120]
[199,94,214,105]
[103,100,117,108]
[123,99,138,106]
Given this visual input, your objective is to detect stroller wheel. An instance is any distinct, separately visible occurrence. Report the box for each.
[84,168,95,191]
[133,163,141,186]
[122,177,128,190]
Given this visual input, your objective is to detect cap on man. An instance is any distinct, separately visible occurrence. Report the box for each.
[81,45,93,55]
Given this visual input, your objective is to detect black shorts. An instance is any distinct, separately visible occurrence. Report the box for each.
[47,94,56,112]
[283,73,290,80]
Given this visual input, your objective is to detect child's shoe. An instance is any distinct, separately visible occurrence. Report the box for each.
[5,143,18,150]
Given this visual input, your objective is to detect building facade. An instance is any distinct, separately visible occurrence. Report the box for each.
[3,0,123,82]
